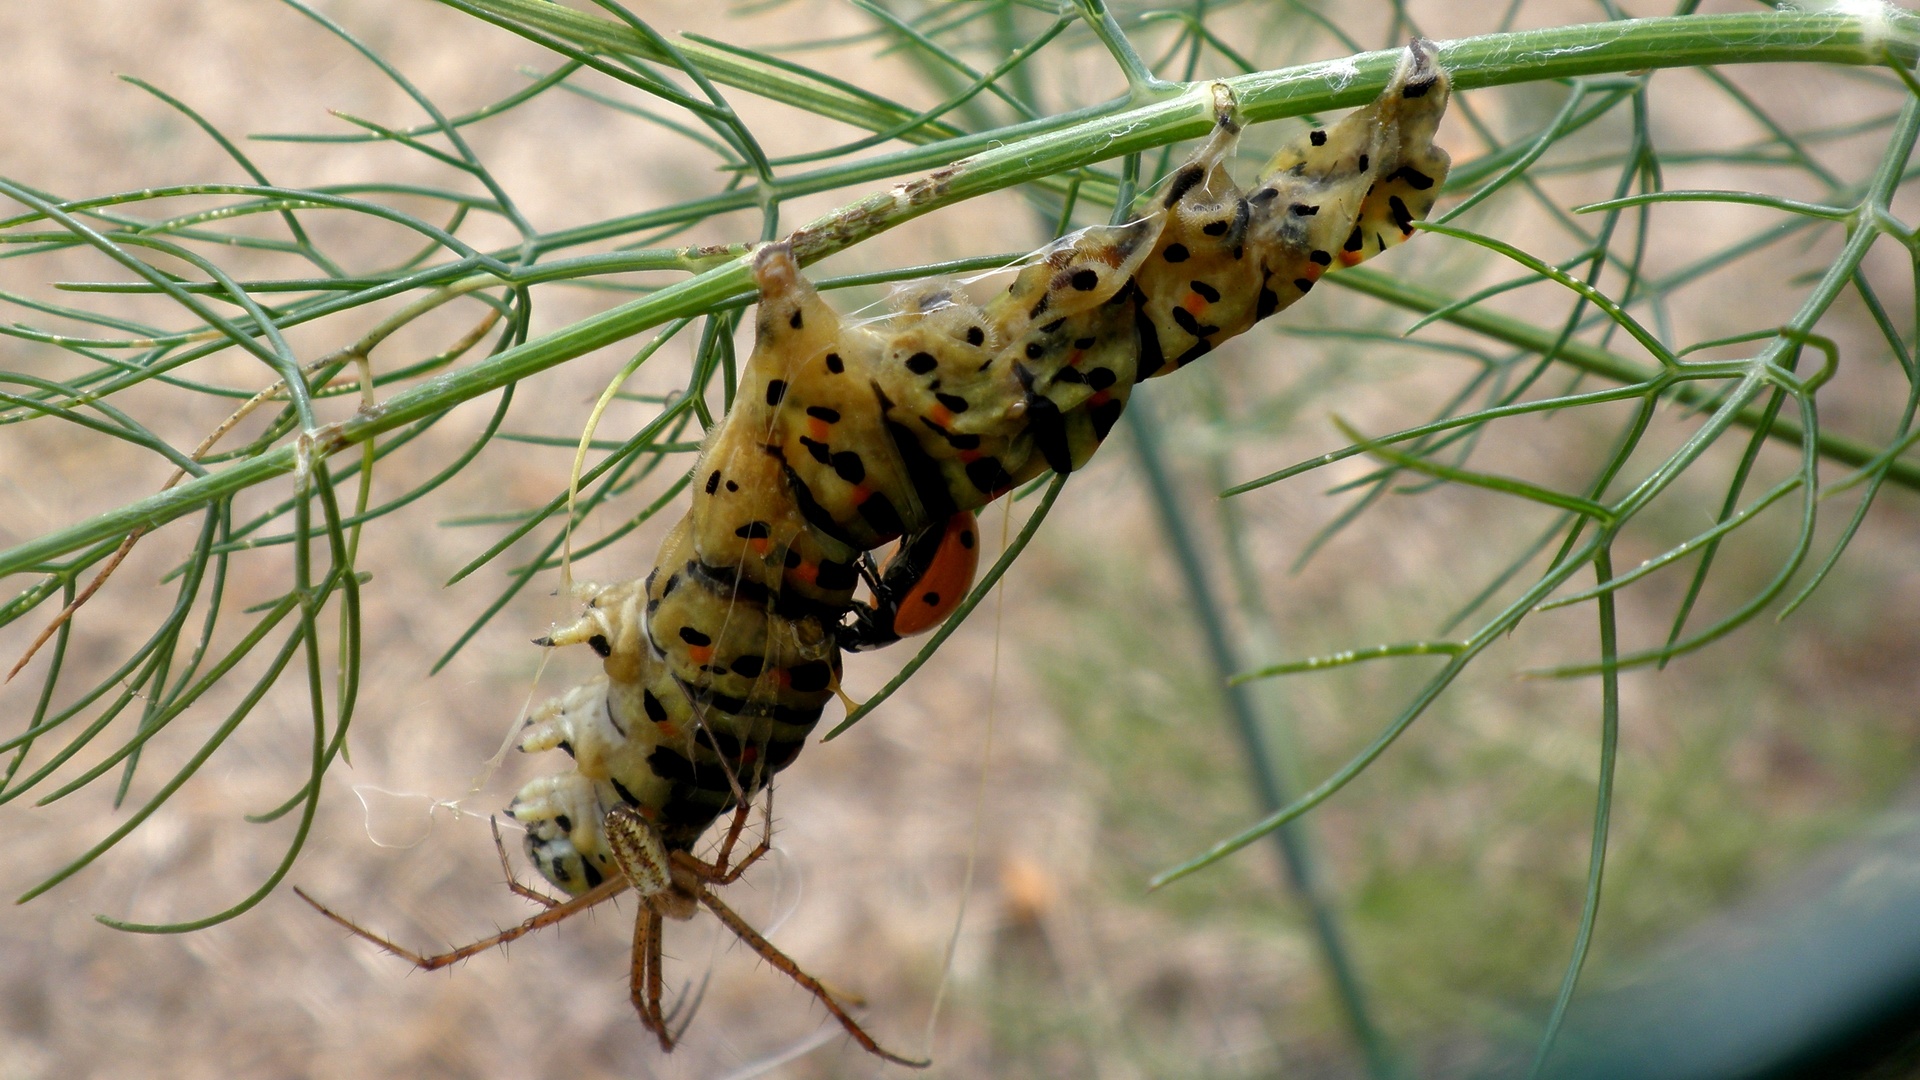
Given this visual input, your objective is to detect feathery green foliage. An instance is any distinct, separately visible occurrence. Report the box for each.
[3,1,1918,1074]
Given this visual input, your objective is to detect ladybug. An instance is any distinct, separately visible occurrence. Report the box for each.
[840,510,981,651]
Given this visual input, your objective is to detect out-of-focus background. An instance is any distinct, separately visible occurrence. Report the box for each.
[3,2,1919,1078]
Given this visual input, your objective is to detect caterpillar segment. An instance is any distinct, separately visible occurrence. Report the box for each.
[1133,39,1453,378]
[301,41,1449,1069]
[755,210,1163,554]
[512,540,841,864]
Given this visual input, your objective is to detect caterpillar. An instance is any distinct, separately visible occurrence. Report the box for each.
[301,40,1450,1065]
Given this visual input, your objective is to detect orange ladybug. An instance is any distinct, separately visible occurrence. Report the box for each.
[841,510,981,650]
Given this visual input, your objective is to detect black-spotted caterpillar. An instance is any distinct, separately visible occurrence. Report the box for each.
[302,40,1450,1065]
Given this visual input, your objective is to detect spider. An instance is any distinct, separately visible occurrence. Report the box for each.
[295,791,927,1067]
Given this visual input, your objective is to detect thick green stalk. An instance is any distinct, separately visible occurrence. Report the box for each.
[1127,396,1396,1079]
[2,10,1911,576]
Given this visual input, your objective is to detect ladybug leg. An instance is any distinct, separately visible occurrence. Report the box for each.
[855,550,885,596]
[838,511,980,652]
[840,554,904,652]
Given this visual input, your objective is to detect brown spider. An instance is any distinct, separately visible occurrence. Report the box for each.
[295,793,927,1068]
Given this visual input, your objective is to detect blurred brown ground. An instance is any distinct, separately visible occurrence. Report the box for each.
[2,3,1918,1079]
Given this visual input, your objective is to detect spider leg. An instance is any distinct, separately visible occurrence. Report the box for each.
[294,875,629,971]
[625,892,713,1050]
[690,878,929,1068]
[630,905,672,1052]
[707,792,755,877]
[491,816,562,909]
[702,787,775,883]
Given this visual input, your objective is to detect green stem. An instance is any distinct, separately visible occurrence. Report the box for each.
[1128,396,1397,1079]
[2,10,1911,574]
[1525,546,1621,1076]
